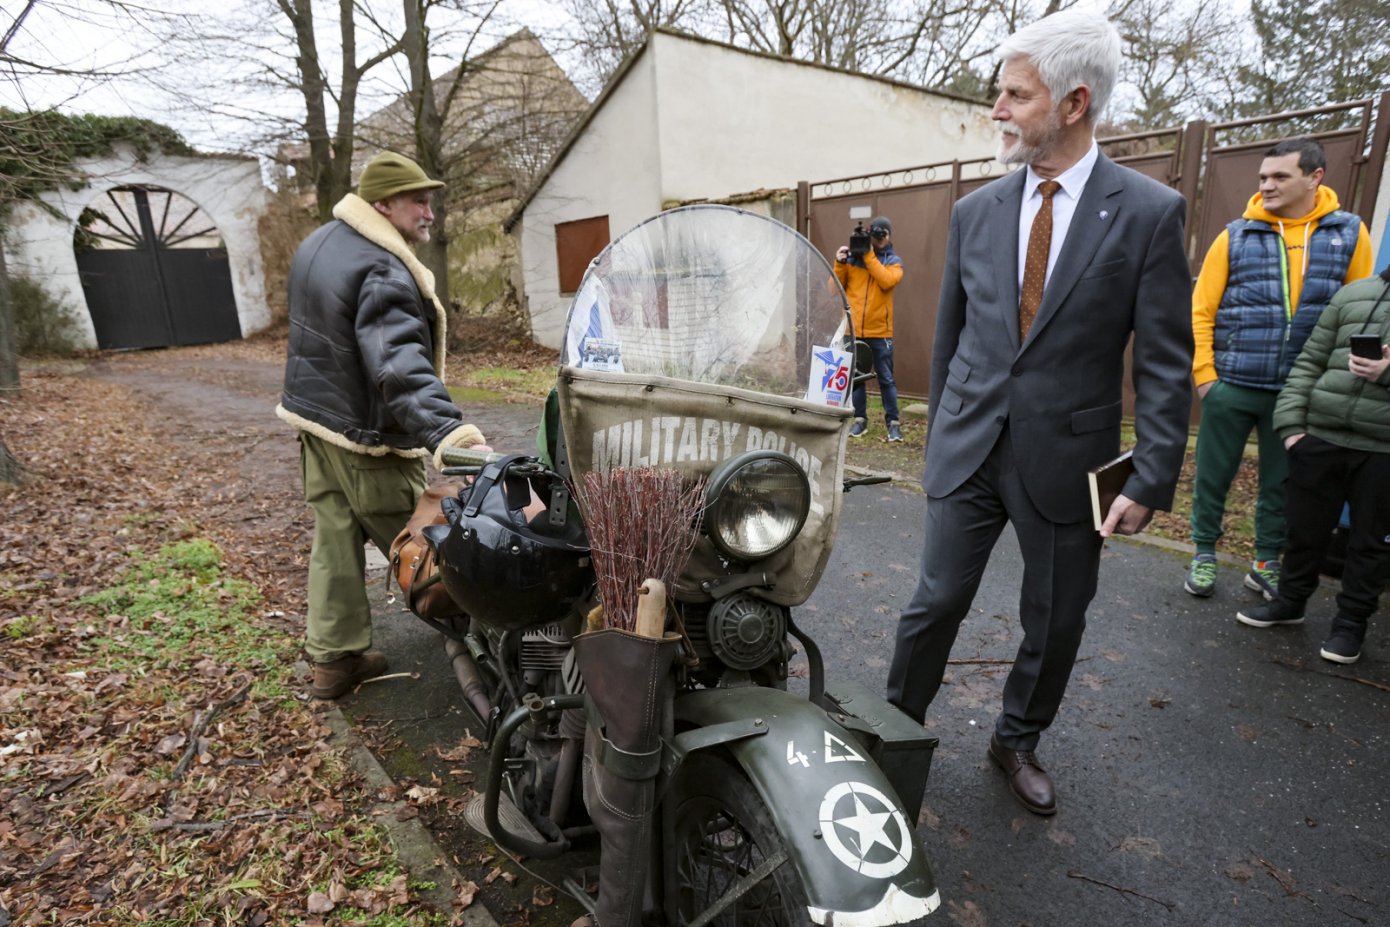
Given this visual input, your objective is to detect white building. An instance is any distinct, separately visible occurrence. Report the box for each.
[507,29,998,349]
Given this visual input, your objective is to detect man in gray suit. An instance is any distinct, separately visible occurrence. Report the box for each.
[886,10,1193,816]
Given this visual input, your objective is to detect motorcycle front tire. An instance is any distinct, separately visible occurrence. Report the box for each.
[668,751,811,927]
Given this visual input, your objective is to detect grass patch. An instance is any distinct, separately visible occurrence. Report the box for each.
[4,614,40,638]
[449,364,555,403]
[77,538,284,691]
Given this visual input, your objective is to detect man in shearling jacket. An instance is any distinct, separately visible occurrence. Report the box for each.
[276,152,488,699]
[1236,266,1390,664]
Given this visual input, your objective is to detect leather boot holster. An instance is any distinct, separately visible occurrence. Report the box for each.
[571,628,680,927]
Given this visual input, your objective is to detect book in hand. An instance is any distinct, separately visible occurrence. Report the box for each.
[1088,450,1135,531]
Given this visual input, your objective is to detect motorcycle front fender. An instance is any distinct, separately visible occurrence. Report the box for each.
[673,687,941,925]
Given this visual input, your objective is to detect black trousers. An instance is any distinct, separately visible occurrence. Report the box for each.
[1280,435,1390,622]
[887,427,1104,751]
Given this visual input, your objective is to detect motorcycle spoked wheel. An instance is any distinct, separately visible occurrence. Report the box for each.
[669,752,811,927]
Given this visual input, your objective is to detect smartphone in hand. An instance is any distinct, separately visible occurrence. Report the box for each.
[1350,334,1383,360]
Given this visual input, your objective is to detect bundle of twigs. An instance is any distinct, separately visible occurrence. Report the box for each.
[576,467,705,633]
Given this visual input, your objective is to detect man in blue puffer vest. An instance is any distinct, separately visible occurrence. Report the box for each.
[1184,137,1371,606]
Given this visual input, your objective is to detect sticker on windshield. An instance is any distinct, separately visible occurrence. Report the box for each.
[807,345,851,406]
[581,337,623,372]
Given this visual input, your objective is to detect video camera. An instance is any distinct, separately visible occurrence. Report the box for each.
[848,222,872,259]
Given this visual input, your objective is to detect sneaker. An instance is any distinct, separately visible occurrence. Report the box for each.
[1236,600,1305,629]
[1244,559,1281,600]
[310,650,389,699]
[1319,615,1365,664]
[849,417,867,438]
[1319,630,1362,664]
[1183,553,1218,597]
[886,421,903,442]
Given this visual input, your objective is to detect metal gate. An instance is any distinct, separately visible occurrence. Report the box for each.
[75,186,242,350]
[798,92,1390,404]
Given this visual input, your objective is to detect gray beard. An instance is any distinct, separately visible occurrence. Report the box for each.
[997,114,1064,167]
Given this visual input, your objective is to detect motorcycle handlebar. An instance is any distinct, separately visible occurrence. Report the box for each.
[439,446,504,469]
[843,475,892,492]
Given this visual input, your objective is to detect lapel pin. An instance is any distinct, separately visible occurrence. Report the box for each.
[1098,210,1109,220]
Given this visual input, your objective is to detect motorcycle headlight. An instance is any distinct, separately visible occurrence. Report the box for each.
[704,451,810,561]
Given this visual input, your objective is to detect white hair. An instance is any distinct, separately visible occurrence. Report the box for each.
[998,8,1122,123]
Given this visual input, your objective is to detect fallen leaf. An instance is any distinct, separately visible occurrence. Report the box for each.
[1117,836,1162,859]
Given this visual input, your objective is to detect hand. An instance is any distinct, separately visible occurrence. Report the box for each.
[835,245,849,263]
[1348,343,1390,382]
[1100,493,1153,538]
[1284,433,1304,450]
[1196,380,1215,399]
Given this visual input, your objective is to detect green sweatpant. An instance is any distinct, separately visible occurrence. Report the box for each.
[300,431,427,663]
[1189,380,1286,560]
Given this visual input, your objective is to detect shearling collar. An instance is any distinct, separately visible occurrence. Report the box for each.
[333,193,449,374]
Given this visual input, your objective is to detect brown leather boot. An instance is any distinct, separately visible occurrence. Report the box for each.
[572,628,680,927]
[310,651,389,699]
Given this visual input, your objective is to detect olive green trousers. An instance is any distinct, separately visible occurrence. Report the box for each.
[299,431,426,663]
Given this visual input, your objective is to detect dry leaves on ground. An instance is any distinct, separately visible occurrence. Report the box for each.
[0,344,446,924]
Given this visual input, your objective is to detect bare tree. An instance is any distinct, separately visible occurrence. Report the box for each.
[1109,0,1243,128]
[362,6,587,309]
[274,0,404,221]
[552,0,711,93]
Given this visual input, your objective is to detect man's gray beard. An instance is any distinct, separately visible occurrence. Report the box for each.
[997,114,1064,166]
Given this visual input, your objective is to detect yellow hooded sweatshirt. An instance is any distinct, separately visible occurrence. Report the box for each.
[1191,184,1372,387]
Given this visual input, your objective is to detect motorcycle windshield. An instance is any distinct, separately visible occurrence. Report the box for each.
[562,205,853,405]
[557,206,855,607]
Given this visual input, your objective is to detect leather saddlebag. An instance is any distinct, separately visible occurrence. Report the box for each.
[388,480,466,620]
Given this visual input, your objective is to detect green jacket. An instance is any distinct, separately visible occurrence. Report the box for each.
[1274,274,1390,451]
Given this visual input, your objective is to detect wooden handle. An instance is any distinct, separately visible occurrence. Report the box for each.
[634,578,667,639]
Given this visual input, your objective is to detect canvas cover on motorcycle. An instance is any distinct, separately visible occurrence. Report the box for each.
[557,365,852,607]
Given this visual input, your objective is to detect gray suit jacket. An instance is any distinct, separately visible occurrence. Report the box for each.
[924,153,1194,524]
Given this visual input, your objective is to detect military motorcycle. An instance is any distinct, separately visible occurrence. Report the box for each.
[415,204,942,926]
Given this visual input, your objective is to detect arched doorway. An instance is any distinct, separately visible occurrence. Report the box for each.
[74,185,242,349]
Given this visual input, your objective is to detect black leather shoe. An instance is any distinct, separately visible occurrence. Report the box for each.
[989,734,1057,815]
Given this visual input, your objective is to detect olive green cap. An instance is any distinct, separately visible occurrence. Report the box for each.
[356,152,445,204]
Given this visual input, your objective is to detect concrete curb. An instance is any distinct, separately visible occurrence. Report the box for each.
[324,708,500,927]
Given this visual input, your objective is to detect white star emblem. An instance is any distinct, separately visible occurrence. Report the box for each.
[817,781,913,878]
[835,794,896,856]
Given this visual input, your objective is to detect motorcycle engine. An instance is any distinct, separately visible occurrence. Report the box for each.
[685,592,788,675]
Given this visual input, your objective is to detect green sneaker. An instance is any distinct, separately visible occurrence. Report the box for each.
[1184,553,1218,597]
[1244,559,1281,601]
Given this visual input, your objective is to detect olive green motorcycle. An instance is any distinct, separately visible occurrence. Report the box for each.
[422,205,942,927]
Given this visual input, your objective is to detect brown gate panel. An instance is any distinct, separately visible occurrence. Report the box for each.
[1193,128,1365,274]
[798,94,1390,424]
[808,181,955,399]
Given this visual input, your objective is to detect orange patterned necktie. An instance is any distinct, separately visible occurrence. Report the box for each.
[1020,180,1061,340]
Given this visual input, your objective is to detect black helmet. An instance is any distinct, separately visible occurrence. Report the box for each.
[434,454,592,631]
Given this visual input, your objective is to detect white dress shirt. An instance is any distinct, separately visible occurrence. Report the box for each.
[1017,141,1100,291]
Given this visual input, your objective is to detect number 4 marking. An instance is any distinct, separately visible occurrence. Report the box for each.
[786,741,810,767]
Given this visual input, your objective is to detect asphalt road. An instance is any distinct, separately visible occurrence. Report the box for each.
[345,406,1389,927]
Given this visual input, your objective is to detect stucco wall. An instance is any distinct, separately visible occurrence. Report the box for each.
[653,38,996,201]
[4,147,270,348]
[519,51,664,349]
[517,33,996,349]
